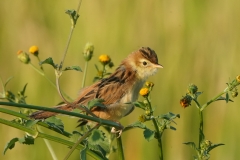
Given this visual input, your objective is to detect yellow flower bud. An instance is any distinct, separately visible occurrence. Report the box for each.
[145,81,154,88]
[17,50,30,64]
[99,54,111,65]
[145,110,151,116]
[139,88,149,97]
[29,45,39,56]
[138,114,147,122]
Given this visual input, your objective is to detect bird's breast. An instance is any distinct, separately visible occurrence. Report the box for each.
[105,80,145,121]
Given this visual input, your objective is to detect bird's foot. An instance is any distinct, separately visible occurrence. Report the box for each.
[111,122,124,138]
[111,127,123,138]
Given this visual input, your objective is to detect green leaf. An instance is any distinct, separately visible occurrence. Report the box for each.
[69,131,82,142]
[124,121,147,131]
[40,57,57,69]
[167,125,177,131]
[226,92,229,103]
[87,129,108,158]
[25,120,38,128]
[88,143,106,158]
[143,128,155,141]
[65,9,79,26]
[80,145,87,160]
[88,129,105,145]
[21,83,28,96]
[4,76,14,88]
[196,92,203,97]
[45,116,64,133]
[157,112,180,120]
[87,99,106,110]
[3,137,19,155]
[63,66,82,72]
[133,101,146,110]
[208,143,224,152]
[216,96,233,102]
[19,135,34,145]
[183,142,197,150]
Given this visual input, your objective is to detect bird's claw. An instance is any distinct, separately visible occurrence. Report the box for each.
[111,127,123,138]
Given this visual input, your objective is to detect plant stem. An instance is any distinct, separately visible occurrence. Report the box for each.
[200,87,229,111]
[64,124,100,160]
[198,110,203,148]
[29,62,73,101]
[146,97,163,160]
[0,102,121,128]
[0,117,106,160]
[81,61,88,88]
[0,107,72,137]
[29,62,44,76]
[116,136,125,160]
[38,127,58,160]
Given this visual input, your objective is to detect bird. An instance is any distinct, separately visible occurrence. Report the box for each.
[30,47,163,136]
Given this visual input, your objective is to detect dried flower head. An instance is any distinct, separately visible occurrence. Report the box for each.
[17,50,30,64]
[139,88,149,97]
[180,95,192,108]
[29,45,39,56]
[99,54,111,65]
[83,43,94,61]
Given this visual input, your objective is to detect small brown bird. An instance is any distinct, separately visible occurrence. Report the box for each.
[30,47,163,136]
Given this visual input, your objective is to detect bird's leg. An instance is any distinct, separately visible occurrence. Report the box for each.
[111,122,124,138]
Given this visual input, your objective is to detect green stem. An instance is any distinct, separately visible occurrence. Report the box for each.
[101,64,106,79]
[82,61,88,88]
[38,127,58,160]
[146,97,163,160]
[0,118,105,160]
[29,62,73,101]
[116,135,125,160]
[0,102,121,128]
[200,87,229,111]
[0,118,37,135]
[29,62,44,76]
[64,124,100,160]
[198,110,203,148]
[0,107,72,137]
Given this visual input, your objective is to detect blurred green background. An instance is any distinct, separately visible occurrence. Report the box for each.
[0,0,240,160]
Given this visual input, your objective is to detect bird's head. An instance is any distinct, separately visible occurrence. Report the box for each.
[123,47,163,80]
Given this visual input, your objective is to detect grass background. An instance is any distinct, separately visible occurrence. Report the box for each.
[0,0,240,159]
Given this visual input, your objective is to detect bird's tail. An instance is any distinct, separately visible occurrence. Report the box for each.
[30,104,73,119]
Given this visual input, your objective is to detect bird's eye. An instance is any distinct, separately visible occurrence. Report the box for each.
[142,61,147,66]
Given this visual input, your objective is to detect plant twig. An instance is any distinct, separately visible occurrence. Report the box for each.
[116,135,125,160]
[38,127,58,160]
[0,102,121,128]
[146,97,163,160]
[81,61,88,88]
[64,123,100,160]
[0,118,104,159]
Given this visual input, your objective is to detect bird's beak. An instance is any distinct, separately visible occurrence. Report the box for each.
[155,63,163,68]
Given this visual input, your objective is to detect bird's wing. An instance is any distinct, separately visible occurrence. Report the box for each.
[75,65,135,106]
